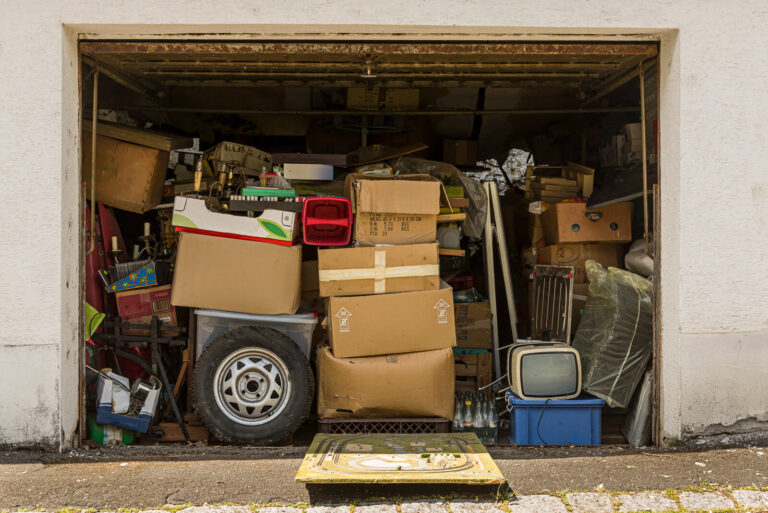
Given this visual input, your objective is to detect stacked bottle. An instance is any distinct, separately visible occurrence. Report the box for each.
[452,392,499,444]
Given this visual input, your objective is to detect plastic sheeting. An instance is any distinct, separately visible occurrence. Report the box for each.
[572,261,654,408]
[391,156,487,239]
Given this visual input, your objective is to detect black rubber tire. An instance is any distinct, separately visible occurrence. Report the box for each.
[192,325,314,445]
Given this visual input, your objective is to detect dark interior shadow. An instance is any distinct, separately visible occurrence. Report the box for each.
[305,482,513,504]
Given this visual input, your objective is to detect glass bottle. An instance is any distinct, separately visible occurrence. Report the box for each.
[462,400,473,432]
[489,400,499,444]
[453,397,462,432]
[473,399,486,440]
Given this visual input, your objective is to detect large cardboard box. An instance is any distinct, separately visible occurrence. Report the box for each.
[345,174,441,246]
[537,243,624,283]
[172,233,301,315]
[454,301,492,349]
[318,243,439,297]
[327,286,456,358]
[82,133,168,213]
[443,140,478,166]
[541,201,633,244]
[316,346,454,419]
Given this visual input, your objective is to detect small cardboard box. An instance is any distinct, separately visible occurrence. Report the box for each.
[327,285,456,358]
[82,133,168,213]
[316,346,454,419]
[537,243,625,283]
[172,232,301,315]
[172,196,298,245]
[345,173,441,246]
[318,243,439,297]
[115,285,177,332]
[541,202,633,244]
[443,140,478,166]
[454,301,492,349]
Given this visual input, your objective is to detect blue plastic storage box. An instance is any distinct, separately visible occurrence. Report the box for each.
[506,391,604,445]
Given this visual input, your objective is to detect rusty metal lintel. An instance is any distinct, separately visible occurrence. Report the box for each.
[80,41,659,58]
[97,105,640,116]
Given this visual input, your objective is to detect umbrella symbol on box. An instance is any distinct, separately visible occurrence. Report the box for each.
[433,299,450,324]
[335,307,352,333]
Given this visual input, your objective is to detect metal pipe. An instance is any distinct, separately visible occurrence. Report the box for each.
[639,63,650,255]
[86,66,99,257]
[97,105,639,116]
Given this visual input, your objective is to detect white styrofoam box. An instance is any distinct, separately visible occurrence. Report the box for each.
[283,163,334,181]
[195,309,318,359]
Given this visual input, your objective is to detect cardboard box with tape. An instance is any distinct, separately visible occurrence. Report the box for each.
[326,285,456,358]
[318,243,439,297]
[541,201,633,244]
[171,232,301,315]
[345,173,442,246]
[316,346,454,419]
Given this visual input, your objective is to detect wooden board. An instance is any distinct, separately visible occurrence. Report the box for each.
[83,119,194,151]
[158,423,209,442]
[296,433,504,484]
[437,213,467,223]
[439,248,465,257]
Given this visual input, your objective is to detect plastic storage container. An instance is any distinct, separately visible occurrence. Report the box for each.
[195,309,317,359]
[506,391,604,445]
[302,197,353,246]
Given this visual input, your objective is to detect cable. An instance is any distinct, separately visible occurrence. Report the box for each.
[536,399,551,445]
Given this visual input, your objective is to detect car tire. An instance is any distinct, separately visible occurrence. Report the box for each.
[192,325,314,444]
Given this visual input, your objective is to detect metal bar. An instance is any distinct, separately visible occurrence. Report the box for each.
[82,55,161,100]
[581,58,656,107]
[483,182,501,381]
[85,66,98,257]
[489,181,519,343]
[98,105,639,116]
[640,63,650,254]
[151,342,189,441]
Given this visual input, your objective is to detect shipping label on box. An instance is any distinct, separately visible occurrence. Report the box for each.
[345,173,441,246]
[537,243,624,283]
[172,196,297,245]
[316,346,454,419]
[454,301,492,349]
[327,285,456,358]
[172,232,301,315]
[541,201,633,244]
[318,243,439,297]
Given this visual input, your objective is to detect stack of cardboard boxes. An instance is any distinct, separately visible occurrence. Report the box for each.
[537,201,634,332]
[316,174,456,420]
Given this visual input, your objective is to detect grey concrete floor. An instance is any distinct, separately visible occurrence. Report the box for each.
[0,444,766,510]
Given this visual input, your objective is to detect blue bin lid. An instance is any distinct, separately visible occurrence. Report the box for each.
[505,390,605,407]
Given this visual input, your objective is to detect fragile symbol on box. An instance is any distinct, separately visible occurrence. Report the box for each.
[335,307,352,333]
[433,299,450,324]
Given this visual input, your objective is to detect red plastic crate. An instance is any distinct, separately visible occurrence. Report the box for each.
[302,197,353,246]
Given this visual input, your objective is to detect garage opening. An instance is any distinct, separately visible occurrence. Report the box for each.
[78,40,660,449]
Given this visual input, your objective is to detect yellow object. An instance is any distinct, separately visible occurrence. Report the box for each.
[295,433,504,484]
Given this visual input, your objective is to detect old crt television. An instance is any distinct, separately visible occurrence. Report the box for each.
[507,342,582,400]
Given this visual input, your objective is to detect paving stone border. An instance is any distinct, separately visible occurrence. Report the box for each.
[19,488,768,513]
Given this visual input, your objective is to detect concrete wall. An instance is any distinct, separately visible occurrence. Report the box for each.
[1,0,767,449]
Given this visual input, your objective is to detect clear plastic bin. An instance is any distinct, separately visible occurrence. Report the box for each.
[195,309,318,359]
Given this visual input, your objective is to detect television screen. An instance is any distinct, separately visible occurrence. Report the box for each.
[520,352,579,398]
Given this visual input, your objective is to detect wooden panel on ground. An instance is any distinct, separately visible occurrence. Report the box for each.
[158,422,209,442]
[295,433,504,484]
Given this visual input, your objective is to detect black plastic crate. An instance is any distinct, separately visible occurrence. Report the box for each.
[317,418,450,434]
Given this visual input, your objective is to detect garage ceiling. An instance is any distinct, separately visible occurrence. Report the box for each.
[81,41,657,97]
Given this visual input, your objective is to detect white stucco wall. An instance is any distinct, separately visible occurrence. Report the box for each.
[1,0,766,449]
